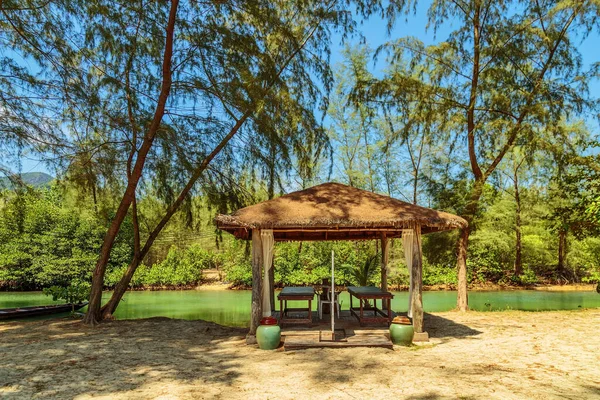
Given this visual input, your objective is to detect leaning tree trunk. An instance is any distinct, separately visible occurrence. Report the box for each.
[83,0,179,325]
[101,256,142,318]
[100,113,251,319]
[98,10,329,320]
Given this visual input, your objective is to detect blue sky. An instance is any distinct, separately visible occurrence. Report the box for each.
[19,3,600,175]
[330,3,600,88]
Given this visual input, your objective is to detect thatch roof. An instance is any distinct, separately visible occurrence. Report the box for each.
[215,182,467,241]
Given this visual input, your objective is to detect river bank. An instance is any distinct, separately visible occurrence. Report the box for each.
[1,309,599,399]
[424,282,598,292]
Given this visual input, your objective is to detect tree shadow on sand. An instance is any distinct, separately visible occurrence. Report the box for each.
[0,317,247,399]
[0,312,481,398]
[391,312,482,343]
[423,312,482,341]
[2,313,598,399]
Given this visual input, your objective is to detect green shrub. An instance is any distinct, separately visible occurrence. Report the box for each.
[141,246,201,286]
[422,264,458,286]
[0,186,133,289]
[218,241,252,286]
[516,266,538,285]
[43,279,91,304]
[468,230,514,283]
[568,237,600,282]
[521,233,555,277]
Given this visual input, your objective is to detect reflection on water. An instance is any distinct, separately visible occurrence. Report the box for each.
[1,289,599,327]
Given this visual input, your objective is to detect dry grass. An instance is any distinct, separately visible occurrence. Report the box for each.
[1,310,599,399]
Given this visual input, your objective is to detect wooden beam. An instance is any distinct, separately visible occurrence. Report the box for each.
[273,228,407,233]
[249,229,263,338]
[269,253,275,312]
[273,231,404,242]
[410,224,424,333]
[219,225,445,241]
[380,233,389,294]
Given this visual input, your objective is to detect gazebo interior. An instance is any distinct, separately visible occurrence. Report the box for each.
[216,182,467,347]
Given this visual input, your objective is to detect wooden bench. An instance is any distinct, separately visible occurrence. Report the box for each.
[277,287,315,327]
[347,286,394,326]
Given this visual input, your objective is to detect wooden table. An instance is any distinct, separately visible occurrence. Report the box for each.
[347,286,394,326]
[277,287,315,327]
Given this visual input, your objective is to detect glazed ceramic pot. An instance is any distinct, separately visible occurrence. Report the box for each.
[256,316,281,350]
[389,316,414,345]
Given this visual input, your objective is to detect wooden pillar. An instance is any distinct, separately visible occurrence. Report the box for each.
[269,255,275,312]
[410,224,427,340]
[380,233,389,293]
[248,229,263,340]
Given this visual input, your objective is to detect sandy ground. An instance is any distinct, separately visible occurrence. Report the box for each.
[1,310,599,400]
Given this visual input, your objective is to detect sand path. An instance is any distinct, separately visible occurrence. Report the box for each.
[1,310,599,399]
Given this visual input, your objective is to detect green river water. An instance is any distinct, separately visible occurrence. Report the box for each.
[1,289,599,327]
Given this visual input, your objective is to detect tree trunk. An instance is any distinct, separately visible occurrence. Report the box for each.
[456,227,470,311]
[455,185,482,313]
[362,126,375,193]
[413,175,418,205]
[101,256,141,318]
[83,0,179,325]
[514,170,523,276]
[456,178,483,311]
[85,192,137,324]
[90,178,98,214]
[268,144,276,200]
[455,2,481,314]
[558,229,567,282]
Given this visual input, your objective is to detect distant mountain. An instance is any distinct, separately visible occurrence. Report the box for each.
[0,172,54,189]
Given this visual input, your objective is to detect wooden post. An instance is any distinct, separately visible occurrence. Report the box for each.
[269,258,275,312]
[380,234,389,310]
[248,229,263,342]
[380,234,388,292]
[410,224,427,340]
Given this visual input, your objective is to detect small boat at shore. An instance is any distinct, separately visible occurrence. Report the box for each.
[0,302,88,320]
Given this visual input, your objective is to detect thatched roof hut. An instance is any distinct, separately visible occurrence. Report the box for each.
[216,182,467,343]
[215,182,467,241]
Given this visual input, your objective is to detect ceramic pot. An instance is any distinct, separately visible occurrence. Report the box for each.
[389,316,414,345]
[256,316,281,350]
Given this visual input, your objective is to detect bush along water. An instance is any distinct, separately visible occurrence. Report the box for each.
[43,280,91,313]
[105,245,216,289]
